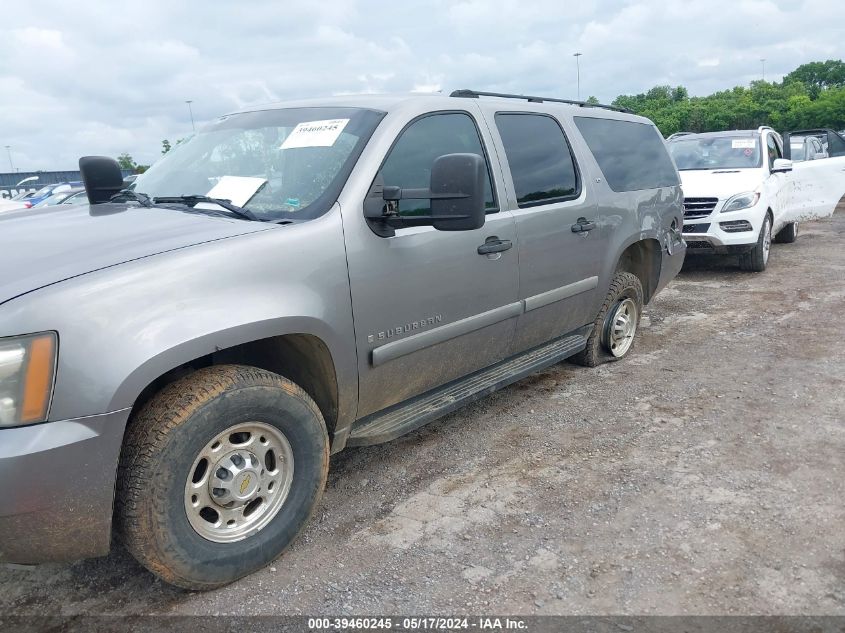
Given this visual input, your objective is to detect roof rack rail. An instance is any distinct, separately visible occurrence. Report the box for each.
[666,132,695,140]
[450,89,631,113]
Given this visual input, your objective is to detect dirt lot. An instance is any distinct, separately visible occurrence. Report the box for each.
[2,207,844,617]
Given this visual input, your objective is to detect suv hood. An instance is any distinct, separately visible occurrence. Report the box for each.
[678,168,763,200]
[0,203,273,305]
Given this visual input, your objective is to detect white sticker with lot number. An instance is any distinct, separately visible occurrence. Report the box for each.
[731,139,756,149]
[280,119,349,149]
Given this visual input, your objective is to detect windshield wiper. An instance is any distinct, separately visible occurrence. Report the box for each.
[110,189,153,207]
[152,195,261,221]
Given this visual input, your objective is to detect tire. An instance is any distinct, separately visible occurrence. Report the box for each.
[774,221,798,244]
[739,213,772,272]
[116,364,329,590]
[571,271,643,367]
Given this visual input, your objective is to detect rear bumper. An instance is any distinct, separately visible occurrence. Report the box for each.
[0,409,129,564]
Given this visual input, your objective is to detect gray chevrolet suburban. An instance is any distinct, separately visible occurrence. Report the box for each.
[0,90,685,588]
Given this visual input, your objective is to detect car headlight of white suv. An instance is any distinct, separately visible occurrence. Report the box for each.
[722,191,760,213]
[0,332,58,427]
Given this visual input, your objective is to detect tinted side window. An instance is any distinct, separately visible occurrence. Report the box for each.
[379,113,496,216]
[574,117,679,192]
[495,114,580,207]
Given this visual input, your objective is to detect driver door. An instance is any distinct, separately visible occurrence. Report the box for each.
[342,110,520,418]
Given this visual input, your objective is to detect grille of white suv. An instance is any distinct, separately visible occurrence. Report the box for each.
[683,197,718,219]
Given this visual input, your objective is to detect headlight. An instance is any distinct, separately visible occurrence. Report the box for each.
[722,191,760,213]
[0,332,58,427]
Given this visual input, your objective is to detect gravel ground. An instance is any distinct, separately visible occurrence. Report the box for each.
[2,206,843,617]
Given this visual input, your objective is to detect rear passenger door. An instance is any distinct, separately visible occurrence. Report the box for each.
[488,111,607,353]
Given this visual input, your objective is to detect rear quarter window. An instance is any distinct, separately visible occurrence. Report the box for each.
[574,117,679,192]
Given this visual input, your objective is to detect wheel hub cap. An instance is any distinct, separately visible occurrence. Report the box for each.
[603,297,638,358]
[184,422,294,543]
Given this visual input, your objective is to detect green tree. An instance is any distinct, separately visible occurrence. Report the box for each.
[116,153,137,170]
[784,60,845,98]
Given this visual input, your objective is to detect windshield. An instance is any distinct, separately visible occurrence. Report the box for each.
[667,136,762,170]
[134,107,384,221]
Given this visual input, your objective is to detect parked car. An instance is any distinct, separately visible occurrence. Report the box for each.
[667,126,845,271]
[789,135,827,161]
[0,91,685,589]
[31,188,86,208]
[21,181,83,208]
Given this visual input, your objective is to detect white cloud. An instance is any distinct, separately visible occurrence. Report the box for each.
[1,0,843,171]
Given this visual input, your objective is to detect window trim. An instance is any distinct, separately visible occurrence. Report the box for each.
[494,111,582,209]
[367,109,500,218]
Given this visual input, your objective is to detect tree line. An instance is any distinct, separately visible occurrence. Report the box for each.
[607,60,845,136]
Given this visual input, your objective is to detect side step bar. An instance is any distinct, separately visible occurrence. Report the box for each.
[347,333,587,447]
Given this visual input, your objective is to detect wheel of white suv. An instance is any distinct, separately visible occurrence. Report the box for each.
[739,213,772,272]
[116,365,329,590]
[774,221,798,244]
[571,271,644,367]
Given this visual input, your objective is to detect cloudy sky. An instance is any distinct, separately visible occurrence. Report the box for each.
[2,0,843,172]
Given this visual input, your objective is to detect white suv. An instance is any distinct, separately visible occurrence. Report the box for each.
[667,126,845,271]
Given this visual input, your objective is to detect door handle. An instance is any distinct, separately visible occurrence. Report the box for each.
[571,217,597,233]
[477,238,513,255]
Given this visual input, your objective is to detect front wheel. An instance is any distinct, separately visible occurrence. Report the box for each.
[571,271,644,367]
[739,214,772,272]
[116,365,329,590]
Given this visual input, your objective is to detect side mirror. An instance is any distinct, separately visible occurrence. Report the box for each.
[364,153,487,236]
[79,156,125,204]
[430,153,486,231]
[772,158,793,173]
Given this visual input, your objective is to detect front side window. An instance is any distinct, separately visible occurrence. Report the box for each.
[495,113,580,207]
[766,134,782,170]
[133,107,384,221]
[378,112,496,217]
[576,117,679,191]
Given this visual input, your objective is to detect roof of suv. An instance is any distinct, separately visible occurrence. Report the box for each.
[229,92,651,124]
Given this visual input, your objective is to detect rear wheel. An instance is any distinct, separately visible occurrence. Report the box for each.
[774,221,798,244]
[571,271,643,367]
[739,213,772,272]
[116,365,329,590]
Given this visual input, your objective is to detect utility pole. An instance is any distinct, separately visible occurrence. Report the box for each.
[185,100,196,132]
[760,58,766,82]
[4,146,13,172]
[573,52,583,101]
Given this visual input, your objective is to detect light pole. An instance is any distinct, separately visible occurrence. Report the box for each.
[760,58,766,82]
[185,100,196,132]
[4,146,13,172]
[573,52,583,101]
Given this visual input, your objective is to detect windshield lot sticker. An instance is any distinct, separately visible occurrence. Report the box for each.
[280,119,349,149]
[204,175,267,207]
[731,139,756,149]
[744,148,754,156]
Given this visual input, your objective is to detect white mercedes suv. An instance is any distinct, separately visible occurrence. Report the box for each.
[667,126,845,271]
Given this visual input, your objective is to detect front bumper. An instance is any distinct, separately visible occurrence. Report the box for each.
[682,204,764,253]
[0,409,129,564]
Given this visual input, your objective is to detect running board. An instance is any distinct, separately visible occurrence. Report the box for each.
[348,333,586,447]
